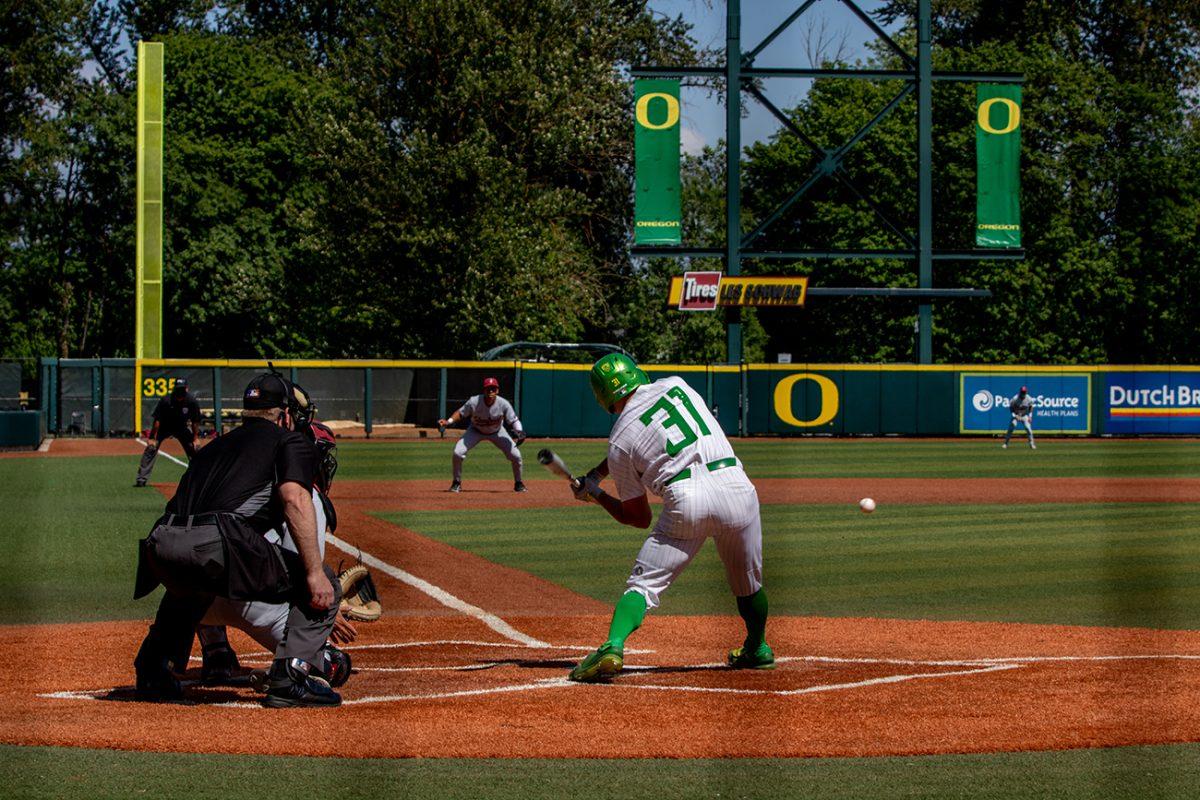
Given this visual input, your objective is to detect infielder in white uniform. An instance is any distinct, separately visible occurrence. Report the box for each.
[567,353,772,682]
[438,376,528,492]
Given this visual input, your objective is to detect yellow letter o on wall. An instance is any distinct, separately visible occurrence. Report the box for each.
[773,373,839,428]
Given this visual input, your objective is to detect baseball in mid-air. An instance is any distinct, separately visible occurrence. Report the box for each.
[859,497,876,514]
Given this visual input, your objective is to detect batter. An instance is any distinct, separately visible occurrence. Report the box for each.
[567,353,772,682]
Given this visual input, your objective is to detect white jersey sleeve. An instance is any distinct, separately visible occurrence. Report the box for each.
[607,376,736,499]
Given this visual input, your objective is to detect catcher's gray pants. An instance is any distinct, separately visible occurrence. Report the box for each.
[1003,414,1035,447]
[136,431,196,483]
[198,490,328,654]
[452,426,523,482]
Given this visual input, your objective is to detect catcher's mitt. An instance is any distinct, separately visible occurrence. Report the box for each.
[338,564,382,622]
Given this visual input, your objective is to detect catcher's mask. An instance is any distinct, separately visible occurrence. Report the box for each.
[310,421,338,491]
[287,380,317,435]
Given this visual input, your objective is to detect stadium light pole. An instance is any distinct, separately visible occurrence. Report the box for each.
[631,0,1022,365]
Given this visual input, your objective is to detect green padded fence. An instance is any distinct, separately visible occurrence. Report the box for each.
[26,359,1200,438]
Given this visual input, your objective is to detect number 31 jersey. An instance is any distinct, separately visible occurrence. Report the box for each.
[607,376,737,501]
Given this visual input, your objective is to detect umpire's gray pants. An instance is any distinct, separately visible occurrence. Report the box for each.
[452,427,523,482]
[136,431,196,483]
[139,523,340,669]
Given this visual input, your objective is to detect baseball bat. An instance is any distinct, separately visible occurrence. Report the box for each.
[537,448,576,482]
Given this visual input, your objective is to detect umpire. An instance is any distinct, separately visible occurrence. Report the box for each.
[134,378,201,487]
[132,371,343,708]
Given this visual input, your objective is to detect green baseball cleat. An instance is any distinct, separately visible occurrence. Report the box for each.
[569,642,623,682]
[727,642,775,669]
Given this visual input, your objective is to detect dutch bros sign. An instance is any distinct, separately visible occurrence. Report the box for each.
[1106,371,1200,434]
[960,373,1091,434]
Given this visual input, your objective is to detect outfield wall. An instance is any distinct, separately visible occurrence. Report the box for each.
[29,358,1200,437]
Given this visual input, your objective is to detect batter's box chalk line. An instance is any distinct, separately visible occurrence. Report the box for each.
[38,649,1200,709]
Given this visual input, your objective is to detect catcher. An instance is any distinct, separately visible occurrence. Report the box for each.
[195,413,368,691]
[1002,385,1036,450]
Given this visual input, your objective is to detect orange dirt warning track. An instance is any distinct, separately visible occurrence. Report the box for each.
[4,474,1200,758]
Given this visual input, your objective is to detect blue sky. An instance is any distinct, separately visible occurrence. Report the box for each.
[645,0,902,153]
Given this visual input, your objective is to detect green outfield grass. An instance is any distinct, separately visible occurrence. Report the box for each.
[4,455,182,623]
[2,743,1198,800]
[380,502,1200,629]
[335,437,1200,481]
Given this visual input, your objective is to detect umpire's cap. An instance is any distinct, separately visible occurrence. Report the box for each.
[243,373,290,409]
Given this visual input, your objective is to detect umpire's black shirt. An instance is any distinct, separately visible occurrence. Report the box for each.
[165,417,316,535]
[153,391,201,434]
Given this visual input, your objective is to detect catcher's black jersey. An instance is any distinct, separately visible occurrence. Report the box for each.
[165,417,316,534]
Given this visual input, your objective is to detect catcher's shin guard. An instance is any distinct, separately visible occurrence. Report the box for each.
[320,644,352,688]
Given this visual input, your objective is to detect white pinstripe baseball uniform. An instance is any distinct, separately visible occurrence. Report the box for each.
[607,376,762,609]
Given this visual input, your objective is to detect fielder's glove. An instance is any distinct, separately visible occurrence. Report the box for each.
[514,432,527,447]
[338,564,382,622]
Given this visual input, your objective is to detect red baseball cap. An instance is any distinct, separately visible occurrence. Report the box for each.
[483,377,500,390]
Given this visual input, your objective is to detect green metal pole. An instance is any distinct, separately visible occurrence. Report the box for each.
[213,367,222,435]
[91,366,101,434]
[726,0,743,364]
[917,0,933,363]
[438,367,448,423]
[364,368,373,438]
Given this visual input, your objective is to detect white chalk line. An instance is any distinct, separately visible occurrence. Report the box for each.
[327,532,547,647]
[133,438,549,649]
[40,650,1200,708]
[137,438,188,468]
[37,438,52,452]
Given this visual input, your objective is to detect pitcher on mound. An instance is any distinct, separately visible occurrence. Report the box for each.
[567,353,772,682]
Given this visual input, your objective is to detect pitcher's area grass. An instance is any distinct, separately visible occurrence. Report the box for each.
[2,743,1199,800]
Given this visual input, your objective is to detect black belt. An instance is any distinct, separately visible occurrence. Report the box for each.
[160,512,226,528]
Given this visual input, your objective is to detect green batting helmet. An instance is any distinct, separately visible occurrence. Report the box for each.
[590,353,649,413]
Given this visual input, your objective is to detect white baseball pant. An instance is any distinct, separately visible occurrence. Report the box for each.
[625,467,763,610]
[452,426,523,482]
[198,489,327,651]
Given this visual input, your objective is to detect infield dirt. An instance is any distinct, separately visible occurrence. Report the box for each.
[4,475,1200,759]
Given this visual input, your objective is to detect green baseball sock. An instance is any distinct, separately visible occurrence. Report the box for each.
[604,591,647,650]
[736,588,769,650]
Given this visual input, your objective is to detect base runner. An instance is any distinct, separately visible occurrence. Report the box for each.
[567,353,772,682]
